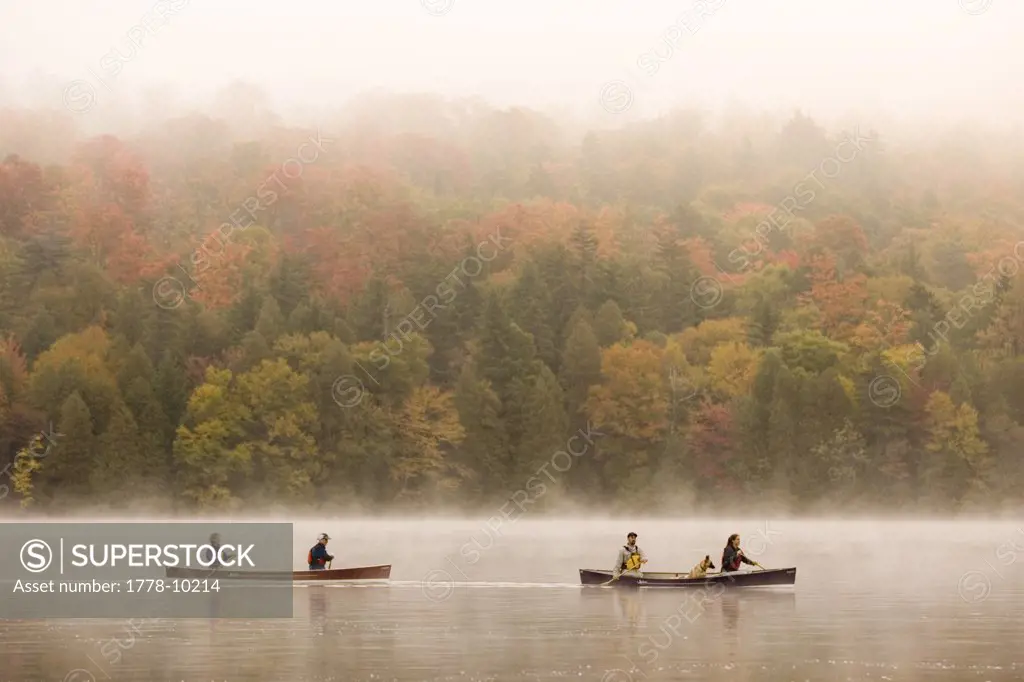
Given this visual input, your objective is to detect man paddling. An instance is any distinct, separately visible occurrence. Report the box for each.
[613,532,648,578]
[200,532,234,568]
[721,533,763,572]
[307,533,335,570]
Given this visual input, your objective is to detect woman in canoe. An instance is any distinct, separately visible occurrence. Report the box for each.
[721,533,763,572]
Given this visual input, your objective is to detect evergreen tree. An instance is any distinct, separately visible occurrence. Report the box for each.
[116,344,156,396]
[43,392,96,500]
[477,292,539,400]
[559,315,602,418]
[453,362,508,497]
[651,230,699,332]
[111,288,147,347]
[287,302,315,335]
[593,299,633,347]
[513,364,568,493]
[747,297,780,347]
[254,296,285,343]
[268,252,312,318]
[92,405,148,501]
[509,260,557,371]
[569,221,599,306]
[155,350,189,440]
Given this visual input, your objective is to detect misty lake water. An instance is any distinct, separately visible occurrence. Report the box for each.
[2,518,1023,682]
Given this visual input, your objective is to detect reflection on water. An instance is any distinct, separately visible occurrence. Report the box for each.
[1,519,1023,681]
[309,588,328,636]
[721,592,739,630]
[613,589,644,628]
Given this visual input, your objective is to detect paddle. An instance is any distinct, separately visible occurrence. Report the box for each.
[601,557,648,586]
[600,573,621,587]
[744,552,767,572]
[200,543,226,578]
[735,548,766,572]
[744,555,767,572]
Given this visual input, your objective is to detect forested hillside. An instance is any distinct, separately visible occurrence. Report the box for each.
[2,95,1023,513]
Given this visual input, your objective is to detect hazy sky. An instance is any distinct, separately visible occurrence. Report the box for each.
[0,0,1019,128]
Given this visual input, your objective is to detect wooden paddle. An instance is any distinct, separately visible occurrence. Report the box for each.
[600,572,621,587]
[743,551,767,572]
[601,557,648,586]
[202,543,226,579]
[736,548,766,571]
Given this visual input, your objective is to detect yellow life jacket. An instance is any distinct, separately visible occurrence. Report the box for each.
[623,546,643,571]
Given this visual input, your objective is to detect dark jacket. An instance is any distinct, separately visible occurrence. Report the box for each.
[204,540,233,568]
[308,542,334,570]
[722,544,755,572]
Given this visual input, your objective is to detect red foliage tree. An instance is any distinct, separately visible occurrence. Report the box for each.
[686,401,738,491]
[813,215,869,269]
[64,137,161,283]
[0,155,52,238]
[801,252,868,340]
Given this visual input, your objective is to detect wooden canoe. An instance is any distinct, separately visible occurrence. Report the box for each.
[579,567,796,588]
[166,564,392,581]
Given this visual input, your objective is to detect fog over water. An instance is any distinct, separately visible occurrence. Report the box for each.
[1,519,1023,681]
[3,1,1024,680]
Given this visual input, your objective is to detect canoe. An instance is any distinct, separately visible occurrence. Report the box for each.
[165,564,392,581]
[579,567,796,588]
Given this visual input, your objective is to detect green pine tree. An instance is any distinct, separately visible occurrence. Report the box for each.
[559,315,602,418]
[453,362,508,498]
[593,300,633,347]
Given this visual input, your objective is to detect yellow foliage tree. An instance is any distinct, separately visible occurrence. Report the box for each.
[11,435,46,508]
[925,391,988,470]
[393,386,466,495]
[707,341,761,399]
[676,317,748,366]
[586,340,669,442]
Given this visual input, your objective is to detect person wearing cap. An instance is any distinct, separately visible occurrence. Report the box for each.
[613,532,647,578]
[307,533,335,570]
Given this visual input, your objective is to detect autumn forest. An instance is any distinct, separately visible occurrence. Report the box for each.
[2,94,1023,514]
